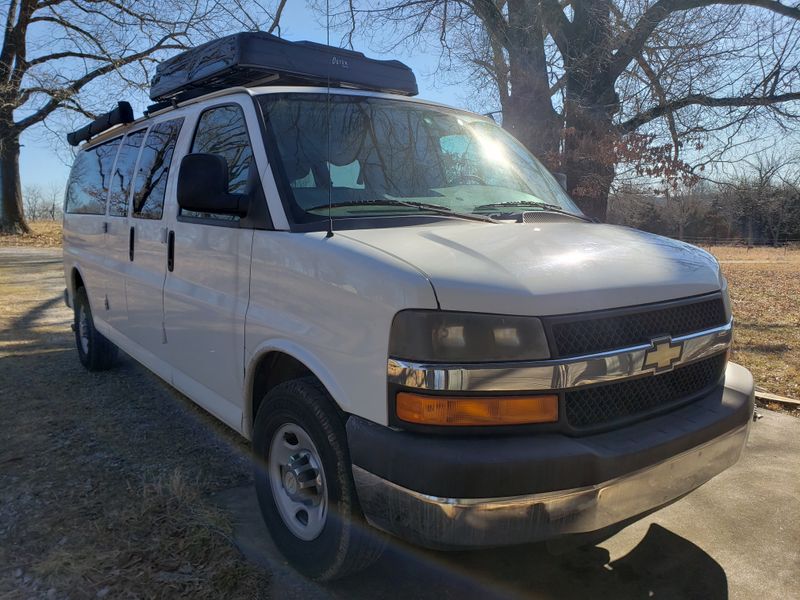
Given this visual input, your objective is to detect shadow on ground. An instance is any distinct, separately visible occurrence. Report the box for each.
[215,485,728,600]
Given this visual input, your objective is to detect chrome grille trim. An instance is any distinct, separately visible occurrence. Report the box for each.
[387,320,732,392]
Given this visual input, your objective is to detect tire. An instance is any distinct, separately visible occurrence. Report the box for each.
[252,377,385,580]
[73,286,117,371]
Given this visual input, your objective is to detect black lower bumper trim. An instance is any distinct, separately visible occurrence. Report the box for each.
[346,363,754,499]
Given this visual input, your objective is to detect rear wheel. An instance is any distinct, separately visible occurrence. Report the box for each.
[73,286,117,371]
[252,377,385,580]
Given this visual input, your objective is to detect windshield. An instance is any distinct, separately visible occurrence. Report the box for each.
[257,93,582,223]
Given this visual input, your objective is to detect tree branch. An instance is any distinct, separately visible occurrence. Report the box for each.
[13,34,184,131]
[469,0,510,45]
[610,0,800,81]
[621,90,800,133]
[633,54,681,160]
[25,51,111,68]
[0,0,22,80]
[267,0,288,34]
[538,0,572,55]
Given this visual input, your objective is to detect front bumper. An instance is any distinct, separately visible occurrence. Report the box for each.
[349,362,754,549]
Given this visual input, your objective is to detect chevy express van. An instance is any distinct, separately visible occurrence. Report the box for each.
[62,33,754,580]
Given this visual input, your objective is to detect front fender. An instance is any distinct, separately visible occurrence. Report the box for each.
[242,339,350,439]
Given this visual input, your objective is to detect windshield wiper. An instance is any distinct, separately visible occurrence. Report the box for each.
[473,201,592,222]
[306,199,497,224]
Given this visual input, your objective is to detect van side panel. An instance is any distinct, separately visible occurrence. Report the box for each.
[62,138,119,321]
[162,226,255,433]
[63,215,106,314]
[245,231,438,429]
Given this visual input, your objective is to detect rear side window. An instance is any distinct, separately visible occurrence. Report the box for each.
[132,118,184,220]
[182,104,253,221]
[65,138,120,215]
[108,130,146,217]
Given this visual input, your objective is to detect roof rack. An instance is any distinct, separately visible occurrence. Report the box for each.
[149,32,418,103]
[66,102,134,146]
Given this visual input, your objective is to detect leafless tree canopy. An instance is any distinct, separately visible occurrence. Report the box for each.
[0,0,286,233]
[330,0,800,219]
[23,181,62,220]
[610,153,800,245]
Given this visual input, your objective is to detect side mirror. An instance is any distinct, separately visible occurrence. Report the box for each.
[553,172,568,191]
[177,153,248,216]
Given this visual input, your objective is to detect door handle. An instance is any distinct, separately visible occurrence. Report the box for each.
[129,226,135,261]
[167,230,175,272]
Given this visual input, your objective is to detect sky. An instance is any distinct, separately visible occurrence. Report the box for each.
[18,4,466,195]
[18,3,799,196]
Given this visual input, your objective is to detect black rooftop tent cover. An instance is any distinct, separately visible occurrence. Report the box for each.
[66,102,134,146]
[150,32,418,102]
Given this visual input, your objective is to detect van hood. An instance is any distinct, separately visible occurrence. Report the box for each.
[339,221,723,316]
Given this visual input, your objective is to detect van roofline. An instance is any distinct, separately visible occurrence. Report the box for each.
[81,85,489,150]
[82,86,256,148]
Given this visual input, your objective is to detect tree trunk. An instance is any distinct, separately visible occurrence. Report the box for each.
[504,92,562,169]
[0,131,30,234]
[562,104,616,221]
[502,0,562,169]
[561,0,617,222]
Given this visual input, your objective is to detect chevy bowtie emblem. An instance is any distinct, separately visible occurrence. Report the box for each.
[643,337,683,373]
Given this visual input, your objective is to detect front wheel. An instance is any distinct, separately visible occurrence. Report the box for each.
[252,377,385,580]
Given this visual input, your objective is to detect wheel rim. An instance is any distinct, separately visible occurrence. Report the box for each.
[78,304,90,355]
[268,423,328,541]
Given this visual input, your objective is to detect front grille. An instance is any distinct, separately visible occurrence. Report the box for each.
[548,296,727,358]
[565,354,727,430]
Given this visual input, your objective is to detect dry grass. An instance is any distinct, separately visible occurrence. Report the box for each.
[0,220,63,247]
[0,250,268,598]
[18,470,268,600]
[704,246,800,407]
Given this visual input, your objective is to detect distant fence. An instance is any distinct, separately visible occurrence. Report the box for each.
[680,237,800,248]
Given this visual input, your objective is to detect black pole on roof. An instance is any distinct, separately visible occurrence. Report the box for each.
[66,101,134,146]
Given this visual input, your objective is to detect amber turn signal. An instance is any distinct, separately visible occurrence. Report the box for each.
[396,392,558,426]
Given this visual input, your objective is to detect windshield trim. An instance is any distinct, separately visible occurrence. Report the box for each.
[290,213,496,233]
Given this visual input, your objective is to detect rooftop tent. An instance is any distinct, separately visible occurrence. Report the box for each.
[149,32,418,102]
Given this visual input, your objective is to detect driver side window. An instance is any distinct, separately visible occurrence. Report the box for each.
[182,104,254,221]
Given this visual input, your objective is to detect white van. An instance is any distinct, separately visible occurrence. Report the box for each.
[62,33,754,580]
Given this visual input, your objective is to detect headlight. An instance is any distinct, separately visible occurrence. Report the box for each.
[389,310,550,362]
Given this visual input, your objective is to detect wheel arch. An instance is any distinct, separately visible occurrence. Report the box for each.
[244,341,349,439]
[66,265,87,310]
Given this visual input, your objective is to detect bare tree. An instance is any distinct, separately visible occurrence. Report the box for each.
[334,0,800,220]
[44,181,63,219]
[0,0,286,234]
[664,184,699,241]
[22,183,43,220]
[741,154,800,246]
